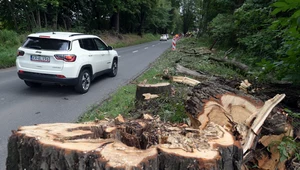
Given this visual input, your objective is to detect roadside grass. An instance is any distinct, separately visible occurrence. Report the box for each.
[78,37,246,123]
[101,33,160,48]
[0,30,23,69]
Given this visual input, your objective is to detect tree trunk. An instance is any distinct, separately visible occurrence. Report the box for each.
[7,119,243,170]
[37,10,41,29]
[53,10,58,30]
[137,6,146,36]
[31,12,37,28]
[111,12,120,33]
[7,0,18,31]
[44,12,47,28]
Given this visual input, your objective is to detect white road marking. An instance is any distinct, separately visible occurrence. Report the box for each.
[132,50,138,53]
[152,45,155,47]
[144,47,148,49]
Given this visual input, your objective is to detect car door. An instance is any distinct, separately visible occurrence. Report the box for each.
[79,38,106,74]
[93,38,112,70]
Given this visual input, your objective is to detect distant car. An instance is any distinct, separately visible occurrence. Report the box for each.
[16,32,119,93]
[160,34,168,41]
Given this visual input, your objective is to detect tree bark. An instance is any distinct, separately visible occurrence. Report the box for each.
[37,10,41,29]
[44,12,48,28]
[175,64,217,81]
[111,11,120,33]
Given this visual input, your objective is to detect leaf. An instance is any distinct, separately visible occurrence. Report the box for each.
[280,155,287,162]
[292,10,300,19]
[286,0,300,5]
[272,8,282,15]
[273,2,288,8]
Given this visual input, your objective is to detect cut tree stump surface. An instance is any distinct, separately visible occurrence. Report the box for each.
[7,118,243,170]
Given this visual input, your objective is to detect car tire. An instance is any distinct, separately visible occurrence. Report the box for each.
[108,59,118,77]
[74,69,91,94]
[24,80,42,88]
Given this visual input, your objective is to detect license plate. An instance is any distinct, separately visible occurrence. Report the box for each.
[31,55,50,62]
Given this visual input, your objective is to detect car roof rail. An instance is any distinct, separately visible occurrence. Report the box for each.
[69,33,86,37]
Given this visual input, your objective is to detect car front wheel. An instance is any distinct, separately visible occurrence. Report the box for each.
[108,59,118,77]
[24,80,42,88]
[74,69,91,94]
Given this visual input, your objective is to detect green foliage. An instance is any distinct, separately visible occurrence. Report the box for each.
[209,14,236,45]
[274,136,300,162]
[262,0,300,83]
[284,108,300,127]
[0,0,180,35]
[267,108,300,162]
[0,30,21,47]
[0,30,23,68]
[234,2,275,53]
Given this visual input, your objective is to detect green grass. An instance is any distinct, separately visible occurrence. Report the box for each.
[0,30,24,69]
[78,85,137,122]
[78,37,246,123]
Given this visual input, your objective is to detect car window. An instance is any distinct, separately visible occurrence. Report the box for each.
[93,38,108,51]
[78,38,97,51]
[23,37,70,50]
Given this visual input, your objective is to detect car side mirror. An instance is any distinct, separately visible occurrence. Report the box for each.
[107,46,113,50]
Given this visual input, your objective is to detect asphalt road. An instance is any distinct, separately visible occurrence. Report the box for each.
[0,40,171,169]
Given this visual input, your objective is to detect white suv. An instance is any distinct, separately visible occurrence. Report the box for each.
[16,32,119,93]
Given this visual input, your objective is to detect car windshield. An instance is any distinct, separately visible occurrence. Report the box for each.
[23,37,70,50]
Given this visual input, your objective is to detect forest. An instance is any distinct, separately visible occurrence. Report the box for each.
[0,0,299,83]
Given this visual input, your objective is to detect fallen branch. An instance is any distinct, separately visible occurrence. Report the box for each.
[208,56,249,73]
[175,64,217,81]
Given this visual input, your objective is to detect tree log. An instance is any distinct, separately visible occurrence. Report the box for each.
[208,56,249,73]
[135,82,171,101]
[185,81,286,158]
[179,47,249,74]
[175,64,217,81]
[7,119,243,170]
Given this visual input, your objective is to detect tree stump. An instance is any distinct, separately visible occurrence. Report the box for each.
[135,82,171,101]
[7,118,243,170]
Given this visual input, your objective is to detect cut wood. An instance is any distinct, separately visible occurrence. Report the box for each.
[243,94,286,154]
[135,82,171,101]
[142,93,159,100]
[172,76,200,86]
[7,119,243,169]
[185,81,286,162]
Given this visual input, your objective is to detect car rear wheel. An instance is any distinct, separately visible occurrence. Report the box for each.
[108,59,118,77]
[74,69,91,94]
[24,80,42,88]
